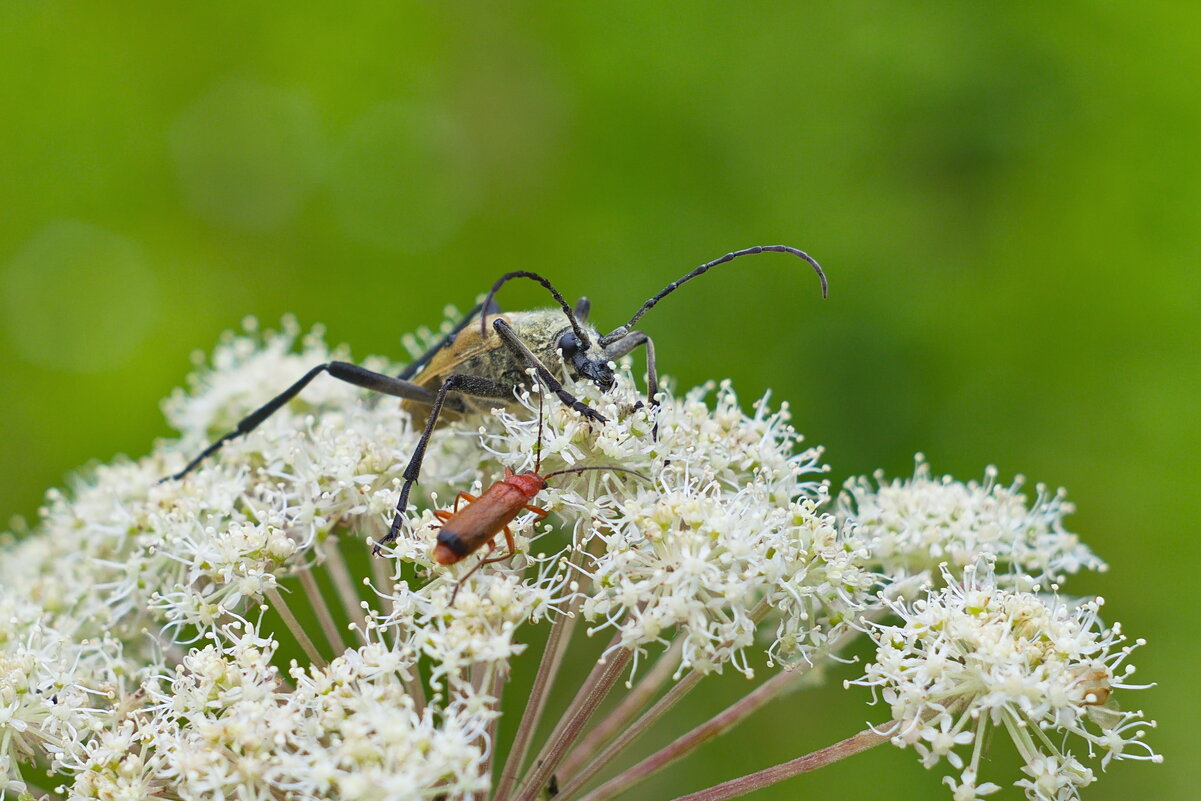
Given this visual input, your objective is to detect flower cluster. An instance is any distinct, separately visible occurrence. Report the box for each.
[839,456,1104,589]
[849,561,1160,801]
[483,382,873,677]
[67,623,493,800]
[0,315,1158,801]
[0,591,128,800]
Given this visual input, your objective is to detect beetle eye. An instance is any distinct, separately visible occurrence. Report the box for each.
[557,331,580,354]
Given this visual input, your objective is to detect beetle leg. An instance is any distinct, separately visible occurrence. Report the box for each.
[375,372,511,555]
[433,509,453,523]
[453,492,478,512]
[574,296,591,323]
[523,504,549,521]
[605,330,660,437]
[163,362,440,482]
[491,318,607,424]
[447,531,521,605]
[502,524,517,557]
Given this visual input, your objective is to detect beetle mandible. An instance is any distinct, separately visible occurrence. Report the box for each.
[161,244,827,553]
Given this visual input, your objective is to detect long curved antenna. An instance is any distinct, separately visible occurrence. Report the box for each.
[598,245,827,347]
[544,465,651,483]
[480,271,591,349]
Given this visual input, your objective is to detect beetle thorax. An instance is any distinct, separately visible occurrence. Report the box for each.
[504,310,613,391]
[504,471,548,499]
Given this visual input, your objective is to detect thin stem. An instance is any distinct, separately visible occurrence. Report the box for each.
[298,568,345,654]
[323,536,369,645]
[556,668,701,801]
[492,606,580,801]
[369,553,396,625]
[366,552,403,678]
[266,587,326,667]
[514,642,633,801]
[574,617,867,801]
[574,661,804,801]
[666,726,892,801]
[404,658,427,716]
[561,638,683,777]
[477,666,508,801]
[364,553,428,711]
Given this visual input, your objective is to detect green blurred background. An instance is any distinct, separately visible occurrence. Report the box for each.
[1,2,1196,799]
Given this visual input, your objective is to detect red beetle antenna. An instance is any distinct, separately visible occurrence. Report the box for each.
[543,465,651,484]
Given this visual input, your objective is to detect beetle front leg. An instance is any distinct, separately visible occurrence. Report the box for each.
[605,329,660,436]
[605,330,659,408]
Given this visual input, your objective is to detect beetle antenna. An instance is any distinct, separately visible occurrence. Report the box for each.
[543,465,652,483]
[480,271,591,349]
[598,245,827,347]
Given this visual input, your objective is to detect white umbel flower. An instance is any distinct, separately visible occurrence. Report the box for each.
[0,315,1161,801]
[840,455,1104,589]
[848,560,1160,801]
[484,379,873,676]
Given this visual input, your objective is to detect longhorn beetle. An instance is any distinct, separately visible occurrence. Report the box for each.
[161,245,827,553]
[431,382,648,603]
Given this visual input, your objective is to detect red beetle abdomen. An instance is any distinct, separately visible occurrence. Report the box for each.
[433,541,459,565]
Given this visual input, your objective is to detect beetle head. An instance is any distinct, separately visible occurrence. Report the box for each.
[557,329,615,391]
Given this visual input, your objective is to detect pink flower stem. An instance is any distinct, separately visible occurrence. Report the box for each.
[666,727,892,801]
[492,604,580,801]
[512,640,633,801]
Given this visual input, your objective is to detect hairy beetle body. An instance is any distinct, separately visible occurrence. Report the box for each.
[403,310,606,429]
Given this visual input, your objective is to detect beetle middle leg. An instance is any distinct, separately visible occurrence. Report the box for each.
[476,507,542,567]
[375,373,512,554]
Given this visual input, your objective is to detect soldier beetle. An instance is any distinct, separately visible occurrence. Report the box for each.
[432,385,648,602]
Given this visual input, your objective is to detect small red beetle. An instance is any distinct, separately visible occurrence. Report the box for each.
[429,387,647,601]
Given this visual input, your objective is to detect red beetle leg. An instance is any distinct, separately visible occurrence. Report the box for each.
[452,492,478,512]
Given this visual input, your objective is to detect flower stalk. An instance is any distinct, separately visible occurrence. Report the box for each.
[666,727,893,801]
